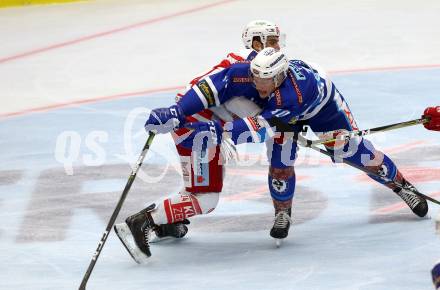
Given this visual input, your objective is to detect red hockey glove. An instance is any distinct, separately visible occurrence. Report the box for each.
[422,106,440,131]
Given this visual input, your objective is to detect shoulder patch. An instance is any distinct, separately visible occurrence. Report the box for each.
[196,79,216,107]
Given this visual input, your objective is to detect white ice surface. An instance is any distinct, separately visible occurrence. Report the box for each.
[0,0,440,114]
[0,1,439,290]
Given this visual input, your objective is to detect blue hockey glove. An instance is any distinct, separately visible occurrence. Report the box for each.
[186,120,223,151]
[145,104,185,134]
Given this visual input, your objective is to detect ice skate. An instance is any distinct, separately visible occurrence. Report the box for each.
[270,208,292,247]
[150,220,190,243]
[394,181,428,217]
[114,204,156,263]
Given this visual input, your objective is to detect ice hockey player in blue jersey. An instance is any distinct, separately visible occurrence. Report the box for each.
[113,45,432,262]
[177,48,429,236]
[113,20,287,263]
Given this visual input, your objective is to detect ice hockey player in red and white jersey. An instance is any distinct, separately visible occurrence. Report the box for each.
[113,20,286,263]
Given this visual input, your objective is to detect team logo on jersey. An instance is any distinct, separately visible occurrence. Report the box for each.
[197,79,216,107]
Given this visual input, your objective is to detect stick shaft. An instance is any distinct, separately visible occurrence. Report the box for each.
[79,132,155,290]
[312,117,429,146]
[300,135,440,205]
[269,116,439,205]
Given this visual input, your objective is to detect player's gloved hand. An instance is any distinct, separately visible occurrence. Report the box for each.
[186,120,223,151]
[422,106,440,131]
[145,104,185,134]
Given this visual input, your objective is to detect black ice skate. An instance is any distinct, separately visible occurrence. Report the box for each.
[394,181,428,217]
[151,219,190,243]
[270,208,292,247]
[114,204,157,264]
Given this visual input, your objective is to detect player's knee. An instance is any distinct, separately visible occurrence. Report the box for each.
[268,166,296,201]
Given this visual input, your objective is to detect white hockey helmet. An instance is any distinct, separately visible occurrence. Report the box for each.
[250,47,289,86]
[242,20,283,50]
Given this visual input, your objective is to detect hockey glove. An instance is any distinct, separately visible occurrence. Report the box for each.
[145,104,186,134]
[423,106,440,131]
[186,120,223,151]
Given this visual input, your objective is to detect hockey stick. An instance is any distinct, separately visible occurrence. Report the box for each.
[269,117,440,206]
[79,132,156,290]
[276,117,430,147]
[309,117,430,146]
[297,134,440,205]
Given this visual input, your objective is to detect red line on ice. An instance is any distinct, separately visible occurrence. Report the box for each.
[0,0,236,65]
[1,64,440,120]
[0,86,184,119]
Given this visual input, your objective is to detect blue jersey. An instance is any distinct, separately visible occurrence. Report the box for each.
[177,56,406,196]
[178,59,334,144]
[177,62,265,116]
[261,59,334,125]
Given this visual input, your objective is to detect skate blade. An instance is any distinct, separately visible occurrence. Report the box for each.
[275,239,283,248]
[114,223,150,264]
